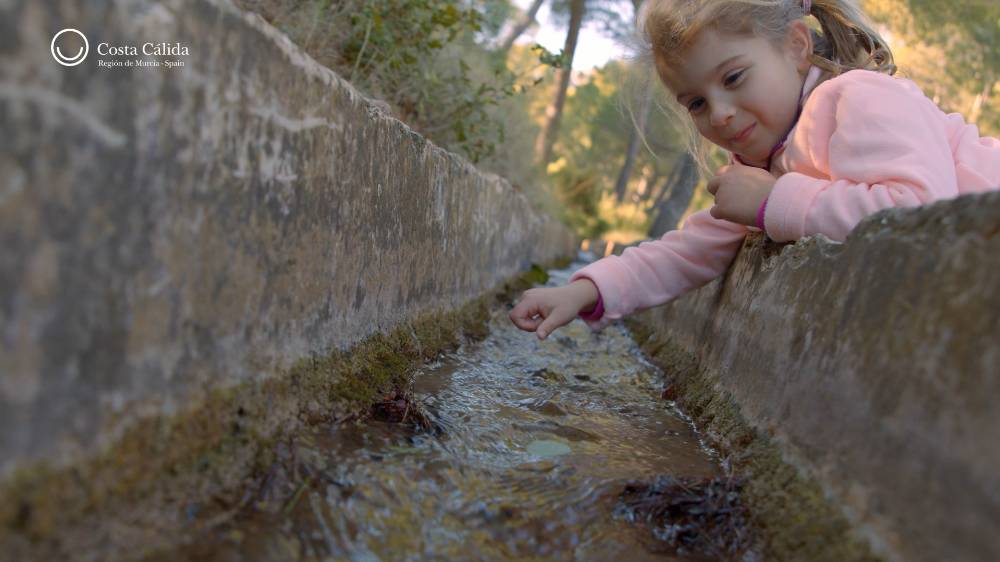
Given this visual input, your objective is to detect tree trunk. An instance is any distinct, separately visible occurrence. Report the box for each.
[499,0,546,55]
[612,0,648,202]
[648,152,697,238]
[637,169,662,206]
[534,0,585,167]
[647,153,683,208]
[613,87,653,203]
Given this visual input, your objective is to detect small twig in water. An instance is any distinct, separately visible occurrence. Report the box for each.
[335,412,356,424]
[283,476,313,516]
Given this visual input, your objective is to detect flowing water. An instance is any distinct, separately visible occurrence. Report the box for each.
[154,254,725,561]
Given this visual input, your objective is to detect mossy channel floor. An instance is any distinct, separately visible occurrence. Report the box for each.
[144,256,752,561]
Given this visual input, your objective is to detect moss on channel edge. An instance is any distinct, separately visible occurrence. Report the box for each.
[0,258,569,557]
[625,318,881,562]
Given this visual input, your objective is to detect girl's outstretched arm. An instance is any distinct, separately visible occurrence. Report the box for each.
[569,210,748,331]
[764,70,959,243]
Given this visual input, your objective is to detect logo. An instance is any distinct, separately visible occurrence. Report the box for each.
[51,29,89,66]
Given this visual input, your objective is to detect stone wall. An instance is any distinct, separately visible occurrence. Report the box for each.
[0,0,574,486]
[631,192,1000,562]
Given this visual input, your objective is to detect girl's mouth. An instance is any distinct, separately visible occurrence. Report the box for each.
[730,123,755,143]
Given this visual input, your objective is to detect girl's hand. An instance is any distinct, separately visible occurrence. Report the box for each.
[509,279,599,340]
[706,162,776,226]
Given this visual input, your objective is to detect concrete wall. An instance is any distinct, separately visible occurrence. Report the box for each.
[0,0,574,482]
[632,192,1000,562]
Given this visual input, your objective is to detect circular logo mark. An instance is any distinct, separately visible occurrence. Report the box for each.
[50,29,89,66]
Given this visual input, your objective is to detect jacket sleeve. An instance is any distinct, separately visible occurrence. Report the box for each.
[569,210,748,331]
[764,71,959,242]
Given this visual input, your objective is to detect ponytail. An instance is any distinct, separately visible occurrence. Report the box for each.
[807,0,896,76]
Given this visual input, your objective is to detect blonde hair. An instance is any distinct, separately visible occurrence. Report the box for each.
[635,0,895,176]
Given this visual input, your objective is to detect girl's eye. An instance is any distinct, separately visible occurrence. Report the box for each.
[687,70,745,113]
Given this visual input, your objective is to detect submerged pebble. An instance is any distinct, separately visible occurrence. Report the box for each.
[526,439,573,457]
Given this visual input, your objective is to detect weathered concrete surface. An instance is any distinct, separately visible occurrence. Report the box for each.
[0,0,573,511]
[631,192,1000,562]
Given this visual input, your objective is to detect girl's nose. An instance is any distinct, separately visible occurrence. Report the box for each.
[709,101,735,128]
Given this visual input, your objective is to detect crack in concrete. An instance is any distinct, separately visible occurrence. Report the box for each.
[0,83,128,149]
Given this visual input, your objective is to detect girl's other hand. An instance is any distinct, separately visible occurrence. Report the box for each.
[509,279,599,341]
[707,162,776,226]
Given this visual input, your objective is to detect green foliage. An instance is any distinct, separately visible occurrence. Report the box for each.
[475,44,563,221]
[238,0,563,165]
[897,0,999,81]
[341,0,506,162]
[547,61,688,239]
[863,0,1000,135]
[532,44,568,68]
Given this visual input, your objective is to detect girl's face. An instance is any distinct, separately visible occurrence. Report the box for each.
[659,25,812,167]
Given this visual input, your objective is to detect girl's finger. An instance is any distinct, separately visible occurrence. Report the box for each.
[511,315,540,332]
[509,303,544,331]
[521,316,544,331]
[536,307,573,340]
[706,177,720,196]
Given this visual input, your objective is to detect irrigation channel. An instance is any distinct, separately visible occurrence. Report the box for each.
[151,253,754,561]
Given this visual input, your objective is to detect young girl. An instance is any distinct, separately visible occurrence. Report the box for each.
[510,0,1000,338]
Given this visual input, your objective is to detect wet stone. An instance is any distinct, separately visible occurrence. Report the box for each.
[554,335,578,349]
[529,400,568,417]
[525,439,573,457]
[514,421,602,443]
[529,367,566,383]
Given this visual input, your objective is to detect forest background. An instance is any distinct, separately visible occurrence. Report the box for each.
[236,0,1000,244]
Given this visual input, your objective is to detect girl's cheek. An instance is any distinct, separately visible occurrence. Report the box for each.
[693,119,712,138]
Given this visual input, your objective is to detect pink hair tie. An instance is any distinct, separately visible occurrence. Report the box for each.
[756,196,769,231]
[802,0,812,14]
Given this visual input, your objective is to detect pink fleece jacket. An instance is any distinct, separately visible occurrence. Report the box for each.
[571,67,1000,331]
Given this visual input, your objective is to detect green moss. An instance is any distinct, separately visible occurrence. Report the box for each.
[0,256,571,553]
[625,317,881,562]
[523,263,550,286]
